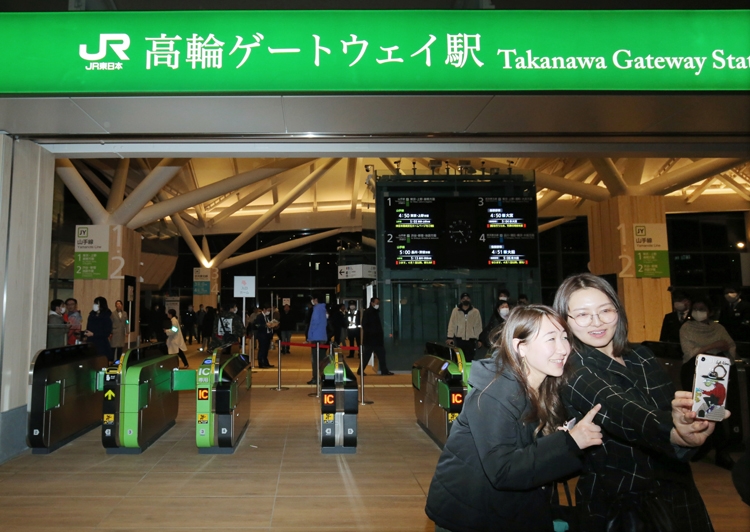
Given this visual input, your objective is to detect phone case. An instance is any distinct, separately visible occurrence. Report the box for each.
[691,354,731,422]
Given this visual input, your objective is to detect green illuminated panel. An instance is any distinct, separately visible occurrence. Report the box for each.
[0,10,748,94]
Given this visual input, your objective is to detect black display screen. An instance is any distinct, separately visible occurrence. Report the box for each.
[383,194,538,269]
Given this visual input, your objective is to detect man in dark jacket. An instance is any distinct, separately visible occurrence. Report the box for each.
[195,304,206,343]
[278,304,296,354]
[345,300,361,358]
[659,290,691,343]
[719,286,750,341]
[182,304,196,345]
[359,297,393,375]
[214,301,245,353]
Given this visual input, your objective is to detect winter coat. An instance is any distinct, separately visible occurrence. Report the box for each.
[447,305,482,341]
[563,344,713,532]
[361,306,384,346]
[86,310,113,358]
[478,311,505,347]
[254,313,275,341]
[47,312,67,349]
[165,316,187,355]
[426,358,583,532]
[279,309,296,331]
[182,309,196,326]
[307,303,328,342]
[110,310,128,348]
[214,310,245,341]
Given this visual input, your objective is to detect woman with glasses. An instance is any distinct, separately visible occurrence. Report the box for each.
[426,305,603,532]
[553,273,722,532]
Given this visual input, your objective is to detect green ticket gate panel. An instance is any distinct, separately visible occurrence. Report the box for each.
[100,343,180,454]
[321,352,358,454]
[27,344,108,453]
[412,343,469,448]
[196,345,252,454]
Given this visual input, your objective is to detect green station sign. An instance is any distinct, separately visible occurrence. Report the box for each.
[1,10,748,94]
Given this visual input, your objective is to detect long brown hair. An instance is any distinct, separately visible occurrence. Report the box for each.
[552,273,630,358]
[482,305,570,437]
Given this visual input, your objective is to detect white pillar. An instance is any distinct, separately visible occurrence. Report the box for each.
[0,136,55,462]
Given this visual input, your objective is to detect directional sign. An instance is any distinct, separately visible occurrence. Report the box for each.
[104,390,115,400]
[233,276,256,298]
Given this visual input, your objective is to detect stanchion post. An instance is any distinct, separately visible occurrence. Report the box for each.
[315,342,321,399]
[270,339,288,392]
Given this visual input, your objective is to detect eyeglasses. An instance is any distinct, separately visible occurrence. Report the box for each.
[568,307,618,327]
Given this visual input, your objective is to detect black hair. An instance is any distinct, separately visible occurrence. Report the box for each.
[50,299,64,311]
[167,308,177,318]
[94,297,109,313]
[65,298,77,305]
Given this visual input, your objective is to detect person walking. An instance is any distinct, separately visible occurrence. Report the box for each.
[165,308,189,368]
[83,297,113,362]
[110,299,128,362]
[306,294,328,384]
[47,299,68,349]
[359,297,393,376]
[447,292,483,362]
[214,301,245,353]
[278,303,296,354]
[195,304,206,343]
[182,304,196,345]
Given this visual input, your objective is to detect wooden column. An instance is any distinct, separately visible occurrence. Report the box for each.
[74,225,141,343]
[587,196,671,343]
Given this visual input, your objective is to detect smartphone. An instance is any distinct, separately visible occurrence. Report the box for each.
[691,354,731,422]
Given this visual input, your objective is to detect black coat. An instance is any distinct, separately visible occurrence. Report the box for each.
[361,306,384,346]
[563,344,712,532]
[659,311,690,343]
[426,358,583,532]
[86,310,113,358]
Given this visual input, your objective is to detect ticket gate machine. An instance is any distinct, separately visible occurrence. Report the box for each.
[321,351,358,454]
[27,344,108,453]
[195,346,252,454]
[412,343,470,447]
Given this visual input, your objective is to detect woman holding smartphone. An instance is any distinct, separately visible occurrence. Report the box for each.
[554,273,724,531]
[426,305,603,532]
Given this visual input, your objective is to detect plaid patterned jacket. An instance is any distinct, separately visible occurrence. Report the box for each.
[563,343,713,532]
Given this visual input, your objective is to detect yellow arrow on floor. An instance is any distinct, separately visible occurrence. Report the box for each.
[104,390,115,400]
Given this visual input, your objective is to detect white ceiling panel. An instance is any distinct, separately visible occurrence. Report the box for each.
[0,98,108,135]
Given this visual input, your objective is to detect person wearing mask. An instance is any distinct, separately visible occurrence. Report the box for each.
[447,292,483,362]
[195,304,206,344]
[554,273,724,532]
[254,305,276,368]
[214,301,246,352]
[359,297,393,376]
[47,299,68,349]
[478,300,510,349]
[306,294,329,384]
[679,296,736,470]
[660,290,692,343]
[719,286,750,341]
[278,304,296,354]
[498,288,511,303]
[182,304,196,345]
[345,300,361,358]
[426,305,603,532]
[63,298,82,345]
[165,308,189,368]
[200,306,216,352]
[110,300,128,362]
[84,297,113,362]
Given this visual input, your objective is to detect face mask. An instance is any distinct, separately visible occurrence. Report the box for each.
[725,293,738,302]
[373,305,379,310]
[263,311,270,316]
[673,302,686,312]
[692,310,708,322]
[92,303,100,312]
[499,308,510,318]
[349,306,356,310]
[57,307,64,314]
[499,296,508,301]
[461,300,470,306]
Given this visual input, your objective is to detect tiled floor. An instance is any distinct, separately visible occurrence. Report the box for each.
[1,342,748,531]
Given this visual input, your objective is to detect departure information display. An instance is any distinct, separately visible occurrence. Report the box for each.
[383,194,538,269]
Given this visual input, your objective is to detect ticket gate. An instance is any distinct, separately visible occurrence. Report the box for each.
[321,352,358,454]
[412,343,470,448]
[27,344,108,453]
[99,342,182,454]
[196,346,252,454]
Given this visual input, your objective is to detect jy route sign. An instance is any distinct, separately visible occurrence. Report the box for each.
[0,10,748,94]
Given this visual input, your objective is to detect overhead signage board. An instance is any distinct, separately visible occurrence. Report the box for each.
[74,225,110,279]
[382,192,538,269]
[633,224,670,278]
[338,264,377,279]
[0,10,748,94]
[193,267,211,295]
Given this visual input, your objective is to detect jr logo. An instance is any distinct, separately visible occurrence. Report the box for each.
[79,33,131,61]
